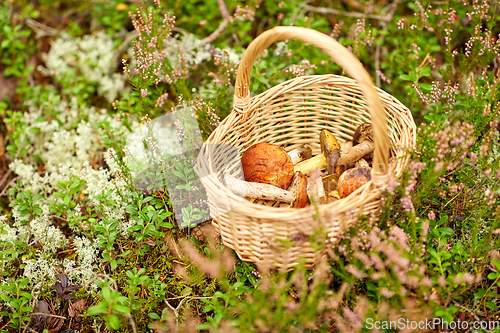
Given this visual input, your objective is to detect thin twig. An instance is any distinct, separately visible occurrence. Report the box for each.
[29,313,66,320]
[0,171,48,196]
[0,169,12,191]
[64,267,118,291]
[164,295,209,301]
[121,312,138,333]
[299,3,392,21]
[24,17,59,37]
[27,235,47,247]
[374,0,400,87]
[0,175,19,196]
[0,320,11,333]
[202,0,235,44]
[164,298,188,326]
[463,161,500,188]
[113,30,139,69]
[375,44,382,87]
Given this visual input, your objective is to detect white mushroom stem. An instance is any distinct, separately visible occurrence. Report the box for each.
[287,144,312,165]
[338,140,374,165]
[340,141,353,150]
[224,174,293,202]
[306,171,325,203]
[355,158,369,167]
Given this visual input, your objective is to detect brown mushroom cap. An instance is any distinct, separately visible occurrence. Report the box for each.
[352,123,374,145]
[338,166,372,198]
[352,123,374,161]
[241,142,294,189]
[290,172,308,208]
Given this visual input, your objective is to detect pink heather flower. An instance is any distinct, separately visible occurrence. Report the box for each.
[380,288,394,298]
[397,19,405,29]
[346,265,366,279]
[370,254,385,270]
[428,211,435,220]
[401,196,413,212]
[354,251,372,269]
[390,226,409,251]
[438,276,446,287]
[233,5,255,21]
[286,60,317,77]
[376,69,391,84]
[422,276,433,286]
[141,88,148,97]
[468,152,478,164]
[155,93,169,108]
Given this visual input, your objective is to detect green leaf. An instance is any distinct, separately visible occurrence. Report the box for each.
[399,74,415,82]
[113,304,131,314]
[181,287,192,297]
[486,301,498,311]
[418,67,431,77]
[101,287,111,300]
[142,196,153,204]
[148,312,160,320]
[493,259,500,271]
[158,221,173,228]
[87,303,108,315]
[107,313,121,329]
[420,83,432,93]
[128,225,143,232]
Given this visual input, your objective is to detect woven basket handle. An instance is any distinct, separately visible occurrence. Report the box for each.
[234,26,390,183]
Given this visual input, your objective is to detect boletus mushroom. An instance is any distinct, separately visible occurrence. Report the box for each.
[224,173,308,208]
[295,125,375,176]
[337,166,372,198]
[294,130,341,175]
[287,144,313,165]
[339,122,374,164]
[289,171,309,208]
[241,142,294,189]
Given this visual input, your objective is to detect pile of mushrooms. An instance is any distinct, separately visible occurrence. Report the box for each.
[224,123,375,208]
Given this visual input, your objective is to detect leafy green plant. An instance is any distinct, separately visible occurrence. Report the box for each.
[8,190,43,222]
[0,278,34,330]
[87,287,131,331]
[0,2,36,78]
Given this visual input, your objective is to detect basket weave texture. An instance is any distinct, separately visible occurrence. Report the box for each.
[195,26,416,270]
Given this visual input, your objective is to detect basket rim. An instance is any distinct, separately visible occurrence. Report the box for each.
[197,73,416,216]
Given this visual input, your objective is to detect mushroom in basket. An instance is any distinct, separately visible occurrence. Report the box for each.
[224,143,310,208]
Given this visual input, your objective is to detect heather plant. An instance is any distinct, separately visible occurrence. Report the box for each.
[0,0,499,332]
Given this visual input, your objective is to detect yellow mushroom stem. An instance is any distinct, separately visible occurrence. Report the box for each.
[294,140,373,175]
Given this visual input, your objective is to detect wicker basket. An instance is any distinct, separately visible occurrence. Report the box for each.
[195,26,416,270]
